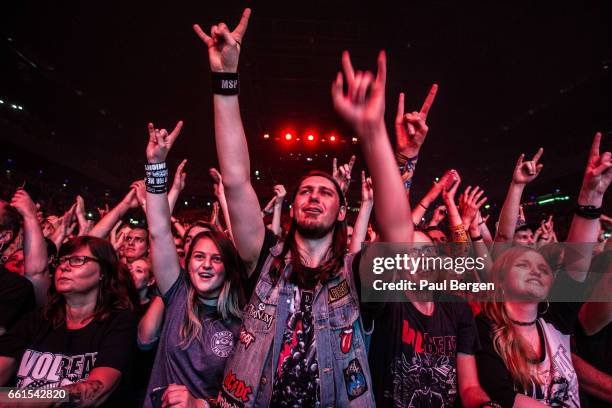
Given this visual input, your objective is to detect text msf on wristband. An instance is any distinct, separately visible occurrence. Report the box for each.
[211,72,240,95]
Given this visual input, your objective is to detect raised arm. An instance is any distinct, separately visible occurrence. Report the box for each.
[331,51,412,243]
[394,85,438,194]
[460,187,493,278]
[10,189,50,305]
[270,185,286,237]
[413,171,451,225]
[349,171,374,253]
[564,132,611,281]
[75,196,92,236]
[460,186,488,231]
[494,149,543,242]
[49,204,76,250]
[441,171,468,242]
[194,9,264,271]
[170,217,186,240]
[167,159,187,214]
[210,167,233,240]
[89,188,140,238]
[428,205,447,227]
[477,212,494,247]
[145,121,184,295]
[332,155,356,196]
[138,296,165,348]
[10,190,47,277]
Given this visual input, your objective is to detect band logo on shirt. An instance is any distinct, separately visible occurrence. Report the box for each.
[211,330,234,358]
[16,350,97,389]
[402,319,458,356]
[328,280,350,303]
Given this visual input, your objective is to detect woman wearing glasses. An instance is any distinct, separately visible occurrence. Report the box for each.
[0,236,137,406]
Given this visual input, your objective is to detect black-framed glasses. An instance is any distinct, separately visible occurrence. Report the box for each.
[56,255,100,267]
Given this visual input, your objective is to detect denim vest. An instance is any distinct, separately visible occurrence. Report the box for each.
[218,242,375,408]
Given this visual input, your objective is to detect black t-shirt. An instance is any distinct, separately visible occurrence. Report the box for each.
[573,323,611,408]
[0,308,137,406]
[270,268,320,407]
[130,298,160,405]
[475,273,583,408]
[0,266,35,333]
[369,301,478,408]
[248,230,321,407]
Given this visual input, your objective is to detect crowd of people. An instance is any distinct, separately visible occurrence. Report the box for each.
[0,8,611,408]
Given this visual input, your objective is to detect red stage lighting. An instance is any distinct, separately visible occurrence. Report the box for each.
[329,135,336,142]
[307,134,315,141]
[263,133,270,139]
[285,133,293,141]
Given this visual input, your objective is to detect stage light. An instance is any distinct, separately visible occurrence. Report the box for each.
[184,201,188,206]
[484,204,491,209]
[329,135,336,142]
[17,106,23,110]
[307,134,315,141]
[263,133,270,139]
[352,137,358,143]
[11,104,17,109]
[285,133,293,141]
[0,99,3,104]
[254,170,260,176]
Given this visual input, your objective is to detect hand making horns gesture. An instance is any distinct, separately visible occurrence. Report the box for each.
[193,9,251,73]
[395,84,438,158]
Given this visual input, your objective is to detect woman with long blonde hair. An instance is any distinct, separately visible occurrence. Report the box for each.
[140,121,244,408]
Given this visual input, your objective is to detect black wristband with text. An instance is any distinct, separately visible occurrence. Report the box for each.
[145,162,168,194]
[211,72,240,95]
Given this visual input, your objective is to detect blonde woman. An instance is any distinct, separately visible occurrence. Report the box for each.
[476,133,611,407]
[141,121,244,408]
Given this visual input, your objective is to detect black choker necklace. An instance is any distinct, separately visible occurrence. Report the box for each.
[510,318,537,326]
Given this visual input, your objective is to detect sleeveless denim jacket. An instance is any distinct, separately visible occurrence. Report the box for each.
[217,242,375,408]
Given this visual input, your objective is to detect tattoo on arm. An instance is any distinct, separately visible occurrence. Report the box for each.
[60,379,104,407]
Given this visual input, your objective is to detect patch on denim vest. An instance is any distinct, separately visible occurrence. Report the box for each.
[340,325,354,353]
[246,303,274,329]
[328,279,350,303]
[222,370,253,405]
[239,326,256,350]
[344,358,368,400]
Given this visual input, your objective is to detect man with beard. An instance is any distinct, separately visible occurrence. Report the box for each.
[193,8,413,407]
